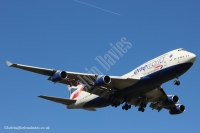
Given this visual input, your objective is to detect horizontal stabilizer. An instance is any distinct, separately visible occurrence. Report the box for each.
[38,95,76,105]
[84,108,96,111]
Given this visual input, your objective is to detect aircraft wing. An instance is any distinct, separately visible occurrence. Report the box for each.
[38,95,76,105]
[129,87,178,112]
[6,61,56,76]
[6,61,139,91]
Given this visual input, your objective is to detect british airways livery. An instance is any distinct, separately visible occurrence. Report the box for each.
[6,48,196,115]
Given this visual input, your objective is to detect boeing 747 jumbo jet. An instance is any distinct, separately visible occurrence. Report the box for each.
[6,48,196,115]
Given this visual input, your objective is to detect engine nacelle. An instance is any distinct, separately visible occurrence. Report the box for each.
[51,71,67,82]
[169,104,185,115]
[165,95,179,105]
[95,75,111,86]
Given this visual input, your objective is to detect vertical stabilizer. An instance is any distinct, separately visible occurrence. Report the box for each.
[68,83,84,100]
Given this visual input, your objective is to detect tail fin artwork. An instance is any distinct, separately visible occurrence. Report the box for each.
[38,83,85,106]
[68,82,85,100]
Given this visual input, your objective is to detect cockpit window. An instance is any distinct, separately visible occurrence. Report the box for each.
[178,48,186,51]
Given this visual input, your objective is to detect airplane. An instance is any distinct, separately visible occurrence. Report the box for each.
[6,48,196,115]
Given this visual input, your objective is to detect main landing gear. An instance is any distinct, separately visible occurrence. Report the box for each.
[109,94,122,108]
[138,103,146,112]
[122,103,131,111]
[174,74,180,86]
[138,107,144,112]
[109,95,132,110]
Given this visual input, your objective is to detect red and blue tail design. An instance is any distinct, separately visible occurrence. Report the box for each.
[68,83,84,100]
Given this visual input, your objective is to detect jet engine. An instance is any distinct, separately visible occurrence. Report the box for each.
[51,71,67,82]
[165,95,179,105]
[169,104,185,115]
[95,75,111,86]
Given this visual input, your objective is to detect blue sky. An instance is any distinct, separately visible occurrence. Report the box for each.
[1,0,200,132]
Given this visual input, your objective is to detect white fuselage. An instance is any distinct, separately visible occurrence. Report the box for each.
[123,48,196,78]
[68,48,196,110]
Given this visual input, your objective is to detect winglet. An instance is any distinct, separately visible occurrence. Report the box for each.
[6,61,13,67]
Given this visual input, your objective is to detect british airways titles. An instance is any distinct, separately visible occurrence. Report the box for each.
[133,54,167,75]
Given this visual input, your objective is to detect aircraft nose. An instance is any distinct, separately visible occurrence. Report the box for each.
[189,53,196,63]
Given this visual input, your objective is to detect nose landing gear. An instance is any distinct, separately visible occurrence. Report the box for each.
[174,74,180,86]
[174,79,180,86]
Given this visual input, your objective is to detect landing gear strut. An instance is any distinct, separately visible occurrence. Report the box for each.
[174,74,180,86]
[122,103,131,111]
[111,101,120,108]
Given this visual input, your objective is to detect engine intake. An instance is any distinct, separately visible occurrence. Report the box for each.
[169,104,185,115]
[51,71,67,82]
[95,75,111,86]
[165,95,179,105]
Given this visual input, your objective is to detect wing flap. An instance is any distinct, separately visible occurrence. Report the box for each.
[143,87,178,112]
[145,87,168,102]
[38,95,76,105]
[59,75,139,90]
[129,87,173,112]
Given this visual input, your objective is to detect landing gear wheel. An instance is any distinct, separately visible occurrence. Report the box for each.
[128,105,131,109]
[141,108,145,112]
[138,107,145,112]
[174,80,180,86]
[177,81,180,85]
